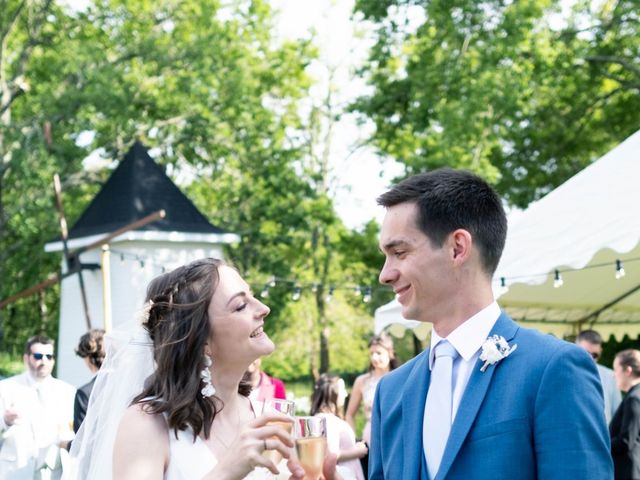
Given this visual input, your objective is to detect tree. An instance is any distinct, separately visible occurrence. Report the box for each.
[0,0,386,378]
[352,0,640,206]
[0,0,320,353]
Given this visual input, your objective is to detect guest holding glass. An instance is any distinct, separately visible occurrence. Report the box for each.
[310,374,367,480]
[611,349,640,479]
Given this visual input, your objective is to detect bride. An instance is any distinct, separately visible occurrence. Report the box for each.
[69,258,342,480]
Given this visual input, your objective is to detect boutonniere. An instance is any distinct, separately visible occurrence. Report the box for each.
[479,335,517,372]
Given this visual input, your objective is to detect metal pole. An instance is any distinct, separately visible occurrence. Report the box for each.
[101,245,112,333]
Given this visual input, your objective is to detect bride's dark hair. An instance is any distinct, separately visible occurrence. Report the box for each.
[132,257,252,440]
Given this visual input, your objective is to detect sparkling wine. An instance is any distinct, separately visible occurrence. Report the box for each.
[295,436,327,479]
[262,421,294,464]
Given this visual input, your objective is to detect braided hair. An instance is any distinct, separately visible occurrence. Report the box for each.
[132,258,251,440]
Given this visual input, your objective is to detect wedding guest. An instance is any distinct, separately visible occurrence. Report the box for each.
[0,335,76,479]
[370,168,612,479]
[345,333,397,446]
[311,373,367,480]
[73,328,106,432]
[610,349,640,479]
[247,357,287,402]
[69,258,341,480]
[576,329,621,424]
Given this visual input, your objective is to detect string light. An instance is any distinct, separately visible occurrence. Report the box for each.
[325,286,335,302]
[616,259,626,279]
[553,270,564,288]
[103,248,640,301]
[362,287,372,303]
[292,286,302,301]
[497,277,509,295]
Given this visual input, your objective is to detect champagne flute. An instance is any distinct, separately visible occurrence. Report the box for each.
[294,416,327,480]
[262,398,296,465]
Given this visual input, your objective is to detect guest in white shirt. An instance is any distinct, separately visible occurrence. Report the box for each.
[0,335,76,480]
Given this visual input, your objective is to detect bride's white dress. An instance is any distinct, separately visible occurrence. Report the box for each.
[165,424,354,480]
[165,427,282,479]
[163,399,288,480]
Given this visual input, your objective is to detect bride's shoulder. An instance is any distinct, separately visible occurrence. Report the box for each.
[118,402,169,438]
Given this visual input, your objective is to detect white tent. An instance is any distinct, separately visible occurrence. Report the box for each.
[375,130,640,341]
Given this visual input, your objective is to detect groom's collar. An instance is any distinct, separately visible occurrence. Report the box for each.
[429,302,501,368]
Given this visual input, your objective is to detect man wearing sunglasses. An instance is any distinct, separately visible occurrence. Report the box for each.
[577,329,622,425]
[0,335,76,479]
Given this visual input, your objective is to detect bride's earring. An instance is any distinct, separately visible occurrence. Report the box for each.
[200,354,216,397]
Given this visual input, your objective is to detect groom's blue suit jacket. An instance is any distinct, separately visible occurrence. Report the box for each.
[369,312,613,479]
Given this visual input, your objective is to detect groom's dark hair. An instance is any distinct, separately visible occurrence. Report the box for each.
[377,168,507,276]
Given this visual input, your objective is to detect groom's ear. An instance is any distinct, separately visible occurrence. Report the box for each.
[450,229,472,265]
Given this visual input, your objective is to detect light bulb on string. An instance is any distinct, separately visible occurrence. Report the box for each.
[260,285,270,298]
[311,283,318,293]
[553,270,563,288]
[325,286,335,302]
[354,286,362,296]
[362,287,372,303]
[616,259,626,279]
[497,277,509,295]
[268,276,277,288]
[292,287,302,301]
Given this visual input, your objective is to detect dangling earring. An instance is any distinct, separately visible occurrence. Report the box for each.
[200,354,216,397]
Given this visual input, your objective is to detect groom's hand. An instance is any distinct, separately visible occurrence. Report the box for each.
[286,453,343,480]
[322,453,342,480]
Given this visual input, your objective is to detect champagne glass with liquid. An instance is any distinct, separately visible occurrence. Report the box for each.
[262,398,296,466]
[294,416,327,480]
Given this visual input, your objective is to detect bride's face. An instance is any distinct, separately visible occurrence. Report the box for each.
[207,266,274,366]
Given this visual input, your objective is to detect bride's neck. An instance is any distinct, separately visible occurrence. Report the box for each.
[210,365,245,406]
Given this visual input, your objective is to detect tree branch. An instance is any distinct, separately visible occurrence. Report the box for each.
[586,55,640,80]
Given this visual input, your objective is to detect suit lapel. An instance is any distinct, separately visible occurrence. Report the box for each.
[402,349,431,480]
[436,312,519,480]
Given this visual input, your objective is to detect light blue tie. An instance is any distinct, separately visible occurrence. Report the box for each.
[423,340,459,480]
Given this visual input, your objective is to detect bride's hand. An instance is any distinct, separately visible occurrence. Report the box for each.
[209,412,295,479]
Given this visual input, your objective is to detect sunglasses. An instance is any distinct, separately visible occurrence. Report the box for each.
[31,353,54,361]
[590,352,600,360]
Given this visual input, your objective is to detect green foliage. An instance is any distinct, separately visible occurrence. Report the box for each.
[352,0,640,207]
[264,289,373,380]
[0,0,387,376]
[0,352,23,379]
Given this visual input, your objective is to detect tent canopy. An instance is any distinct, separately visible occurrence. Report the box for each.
[375,130,640,341]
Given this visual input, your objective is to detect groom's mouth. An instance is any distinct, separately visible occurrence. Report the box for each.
[395,285,410,303]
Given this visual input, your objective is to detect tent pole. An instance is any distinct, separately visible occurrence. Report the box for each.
[578,282,640,324]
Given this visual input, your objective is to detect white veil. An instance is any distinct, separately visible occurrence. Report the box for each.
[66,326,155,480]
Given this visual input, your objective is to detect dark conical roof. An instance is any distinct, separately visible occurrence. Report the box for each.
[68,142,229,239]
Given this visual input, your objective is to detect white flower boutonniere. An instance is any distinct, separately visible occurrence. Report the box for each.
[479,335,517,372]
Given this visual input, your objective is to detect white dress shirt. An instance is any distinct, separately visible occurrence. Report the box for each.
[427,302,501,422]
[0,372,76,480]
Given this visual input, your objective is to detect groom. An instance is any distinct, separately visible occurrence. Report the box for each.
[370,169,612,479]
